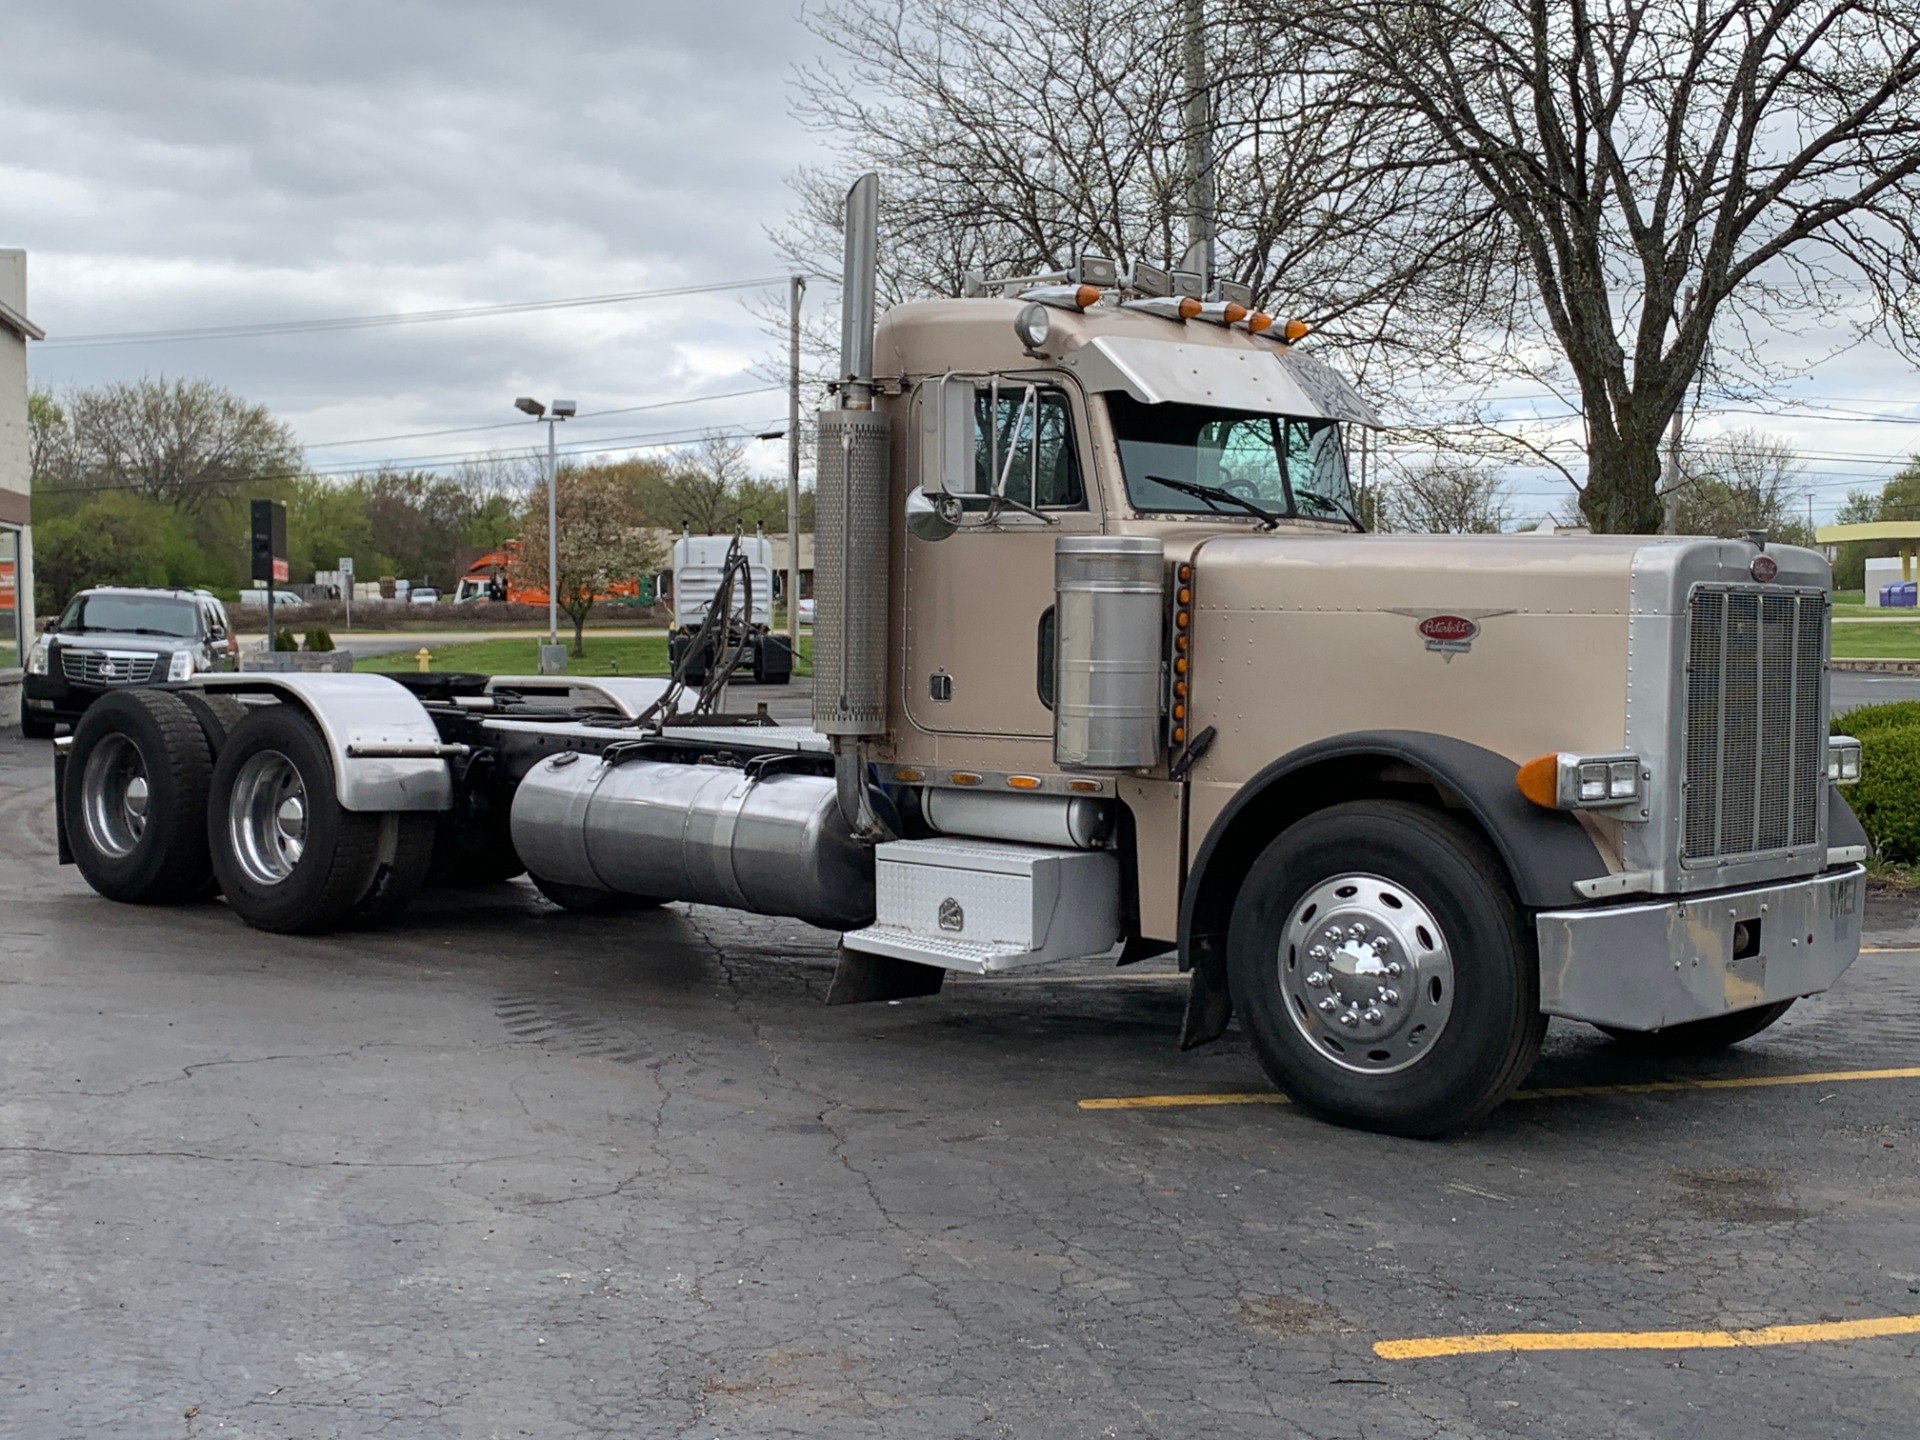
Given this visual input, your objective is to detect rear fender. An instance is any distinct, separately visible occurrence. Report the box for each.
[1177,731,1607,1048]
[192,673,457,812]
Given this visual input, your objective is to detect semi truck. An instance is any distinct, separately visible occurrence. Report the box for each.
[48,176,1868,1134]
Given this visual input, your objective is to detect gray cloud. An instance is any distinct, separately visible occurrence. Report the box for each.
[5,0,833,475]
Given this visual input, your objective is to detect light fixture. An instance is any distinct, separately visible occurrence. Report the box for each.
[1515,752,1646,810]
[551,399,577,418]
[514,396,545,417]
[1013,302,1051,352]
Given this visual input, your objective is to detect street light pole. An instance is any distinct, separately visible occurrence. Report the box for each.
[515,396,575,669]
[545,416,559,646]
[787,274,805,654]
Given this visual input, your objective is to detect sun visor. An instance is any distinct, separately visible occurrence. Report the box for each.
[1061,336,1381,426]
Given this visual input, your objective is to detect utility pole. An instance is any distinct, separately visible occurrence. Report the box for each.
[1182,0,1214,290]
[787,274,805,655]
[545,417,559,645]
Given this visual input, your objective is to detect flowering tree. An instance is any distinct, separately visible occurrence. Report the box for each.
[510,467,665,656]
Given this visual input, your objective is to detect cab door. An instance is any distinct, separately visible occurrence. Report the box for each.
[903,376,1104,738]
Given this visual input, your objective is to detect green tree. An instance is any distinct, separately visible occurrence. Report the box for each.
[1832,456,1920,590]
[30,493,193,612]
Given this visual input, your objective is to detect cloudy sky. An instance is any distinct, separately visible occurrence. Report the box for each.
[5,0,837,484]
[4,0,1917,521]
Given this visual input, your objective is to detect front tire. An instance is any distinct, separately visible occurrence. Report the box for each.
[62,688,215,903]
[1596,1000,1793,1056]
[1227,800,1546,1136]
[208,705,384,934]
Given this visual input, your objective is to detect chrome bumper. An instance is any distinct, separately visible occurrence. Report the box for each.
[1535,865,1865,1031]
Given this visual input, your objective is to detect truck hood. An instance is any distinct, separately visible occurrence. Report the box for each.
[53,630,194,651]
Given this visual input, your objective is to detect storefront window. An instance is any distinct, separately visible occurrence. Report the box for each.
[0,528,18,671]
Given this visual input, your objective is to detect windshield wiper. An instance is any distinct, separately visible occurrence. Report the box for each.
[1146,475,1281,530]
[1295,489,1365,531]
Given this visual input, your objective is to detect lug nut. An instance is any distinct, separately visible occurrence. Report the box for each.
[1379,988,1400,1007]
[1362,1007,1384,1025]
[1306,970,1329,989]
[1387,961,1403,977]
[1337,1011,1359,1028]
[1318,997,1339,1014]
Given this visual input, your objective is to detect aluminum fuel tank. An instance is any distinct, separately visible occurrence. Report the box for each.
[510,753,876,931]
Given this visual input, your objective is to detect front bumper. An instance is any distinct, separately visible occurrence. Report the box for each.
[1536,865,1865,1031]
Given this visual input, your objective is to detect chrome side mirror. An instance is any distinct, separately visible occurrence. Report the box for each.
[905,486,960,543]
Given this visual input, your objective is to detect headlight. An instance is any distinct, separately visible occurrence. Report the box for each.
[1515,751,1646,811]
[1829,736,1862,786]
[167,650,194,681]
[26,638,49,675]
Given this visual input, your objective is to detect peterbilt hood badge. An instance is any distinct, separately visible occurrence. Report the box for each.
[1381,608,1516,660]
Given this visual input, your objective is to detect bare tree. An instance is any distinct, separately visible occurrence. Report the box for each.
[1382,460,1513,533]
[1671,429,1812,543]
[783,0,1487,369]
[54,376,303,514]
[1282,0,1920,532]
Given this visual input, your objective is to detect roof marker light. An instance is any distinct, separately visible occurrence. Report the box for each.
[1283,318,1311,342]
[1122,296,1203,321]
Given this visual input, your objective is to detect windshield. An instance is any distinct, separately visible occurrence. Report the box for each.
[60,594,199,638]
[1107,394,1357,526]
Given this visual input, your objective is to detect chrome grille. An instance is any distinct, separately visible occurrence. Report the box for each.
[1682,585,1826,865]
[60,649,160,686]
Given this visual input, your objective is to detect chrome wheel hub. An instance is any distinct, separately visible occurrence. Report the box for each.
[80,733,150,860]
[229,750,309,887]
[1280,873,1454,1075]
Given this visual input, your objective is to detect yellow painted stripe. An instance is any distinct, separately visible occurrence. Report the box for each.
[1076,1064,1920,1111]
[1376,1313,1920,1360]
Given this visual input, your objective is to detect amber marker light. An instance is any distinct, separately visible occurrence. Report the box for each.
[893,768,925,783]
[1177,562,1193,582]
[1245,312,1275,334]
[949,772,983,786]
[1067,778,1102,794]
[1075,284,1102,308]
[1008,775,1041,790]
[1283,318,1310,342]
[1515,754,1559,810]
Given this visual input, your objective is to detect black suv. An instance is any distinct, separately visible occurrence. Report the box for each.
[21,587,238,738]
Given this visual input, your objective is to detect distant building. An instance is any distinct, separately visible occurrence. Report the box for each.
[0,249,44,729]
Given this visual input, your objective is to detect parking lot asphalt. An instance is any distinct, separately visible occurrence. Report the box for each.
[3,728,1918,1439]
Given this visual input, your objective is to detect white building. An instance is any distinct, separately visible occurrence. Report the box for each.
[0,250,43,728]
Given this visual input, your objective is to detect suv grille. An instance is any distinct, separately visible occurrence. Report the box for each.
[1682,585,1826,865]
[61,650,160,686]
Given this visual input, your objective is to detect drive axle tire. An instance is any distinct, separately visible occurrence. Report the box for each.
[208,705,384,934]
[1227,800,1546,1137]
[62,688,215,904]
[342,812,437,930]
[1596,1000,1793,1056]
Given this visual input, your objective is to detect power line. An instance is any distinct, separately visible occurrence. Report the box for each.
[37,276,789,348]
[300,384,787,450]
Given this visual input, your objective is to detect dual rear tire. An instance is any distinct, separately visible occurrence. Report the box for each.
[63,691,431,933]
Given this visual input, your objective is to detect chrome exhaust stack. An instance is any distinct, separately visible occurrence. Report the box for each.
[814,173,891,840]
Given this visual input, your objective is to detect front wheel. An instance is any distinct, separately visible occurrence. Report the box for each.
[1227,800,1546,1136]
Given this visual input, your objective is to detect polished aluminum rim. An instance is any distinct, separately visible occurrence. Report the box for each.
[81,733,150,859]
[1279,872,1455,1075]
[228,750,308,887]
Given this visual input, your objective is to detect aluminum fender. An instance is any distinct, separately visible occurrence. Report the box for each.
[192,673,453,812]
[1176,730,1605,1049]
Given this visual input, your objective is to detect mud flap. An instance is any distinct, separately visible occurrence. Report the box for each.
[826,946,946,1005]
[1178,936,1233,1049]
[53,743,72,865]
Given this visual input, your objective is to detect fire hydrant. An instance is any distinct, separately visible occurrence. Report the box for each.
[415,647,433,673]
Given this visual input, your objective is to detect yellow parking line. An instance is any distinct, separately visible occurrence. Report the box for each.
[1376,1313,1920,1360]
[1076,1064,1920,1110]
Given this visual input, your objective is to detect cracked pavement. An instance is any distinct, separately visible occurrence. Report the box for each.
[2,729,1917,1438]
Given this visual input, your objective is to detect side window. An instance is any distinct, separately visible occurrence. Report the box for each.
[973,386,1086,510]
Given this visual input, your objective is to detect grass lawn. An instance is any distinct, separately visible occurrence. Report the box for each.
[356,634,812,678]
[1831,625,1920,660]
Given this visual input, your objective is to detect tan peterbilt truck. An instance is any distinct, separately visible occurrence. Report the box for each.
[53,177,1868,1134]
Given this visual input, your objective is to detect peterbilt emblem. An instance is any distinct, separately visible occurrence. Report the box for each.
[1381,607,1516,662]
[1750,554,1778,583]
[938,897,965,932]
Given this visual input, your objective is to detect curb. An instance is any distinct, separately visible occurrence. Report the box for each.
[1832,659,1920,674]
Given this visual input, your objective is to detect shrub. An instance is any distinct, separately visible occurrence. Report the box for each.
[304,626,335,652]
[1842,722,1920,863]
[1832,699,1920,737]
[273,626,300,653]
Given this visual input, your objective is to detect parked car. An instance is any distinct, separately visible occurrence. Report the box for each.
[796,597,816,624]
[408,587,440,606]
[21,587,238,738]
[235,589,304,609]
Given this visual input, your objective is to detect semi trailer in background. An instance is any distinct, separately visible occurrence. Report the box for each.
[48,177,1867,1135]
